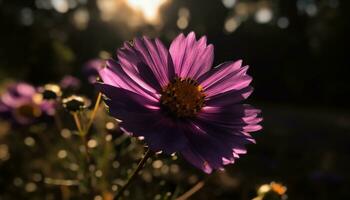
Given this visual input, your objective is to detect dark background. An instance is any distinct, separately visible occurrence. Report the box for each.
[0,0,349,199]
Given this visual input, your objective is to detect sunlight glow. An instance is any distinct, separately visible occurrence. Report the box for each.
[126,0,167,23]
[97,0,170,28]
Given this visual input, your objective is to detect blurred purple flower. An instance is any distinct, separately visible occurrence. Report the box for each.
[83,59,105,83]
[60,75,81,90]
[96,32,262,173]
[0,82,55,125]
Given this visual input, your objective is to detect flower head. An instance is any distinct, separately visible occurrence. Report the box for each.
[0,82,56,125]
[96,32,262,173]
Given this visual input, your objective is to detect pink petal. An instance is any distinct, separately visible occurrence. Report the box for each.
[98,60,159,102]
[198,60,253,98]
[169,32,214,79]
[134,37,174,87]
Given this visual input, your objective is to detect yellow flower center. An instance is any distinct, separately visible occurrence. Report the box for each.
[160,77,205,118]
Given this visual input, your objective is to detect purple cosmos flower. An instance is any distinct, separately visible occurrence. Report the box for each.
[96,32,262,173]
[60,75,81,90]
[83,59,106,83]
[0,82,56,125]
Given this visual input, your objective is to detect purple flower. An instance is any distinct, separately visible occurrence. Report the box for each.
[96,32,262,173]
[83,59,106,83]
[0,82,55,125]
[60,75,81,90]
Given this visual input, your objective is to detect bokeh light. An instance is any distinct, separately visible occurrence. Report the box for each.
[224,17,240,33]
[222,0,236,9]
[73,8,90,30]
[51,0,69,13]
[277,17,289,29]
[255,7,273,24]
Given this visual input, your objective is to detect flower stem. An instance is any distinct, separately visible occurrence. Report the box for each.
[114,149,152,200]
[72,111,92,194]
[86,92,102,134]
[72,112,91,162]
[73,112,83,135]
[70,94,102,197]
[175,181,205,200]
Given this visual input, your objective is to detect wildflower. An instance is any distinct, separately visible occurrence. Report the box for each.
[83,59,105,83]
[59,75,81,91]
[0,82,55,125]
[96,32,262,173]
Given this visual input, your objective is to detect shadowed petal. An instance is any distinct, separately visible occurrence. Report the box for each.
[123,117,188,154]
[205,86,254,107]
[117,42,162,90]
[198,105,262,129]
[95,83,187,153]
[197,105,262,138]
[181,145,213,174]
[180,104,261,173]
[169,32,214,79]
[180,122,239,173]
[95,83,158,112]
[193,117,258,163]
[198,60,242,84]
[134,37,174,87]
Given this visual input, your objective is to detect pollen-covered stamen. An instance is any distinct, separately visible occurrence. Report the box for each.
[160,77,205,118]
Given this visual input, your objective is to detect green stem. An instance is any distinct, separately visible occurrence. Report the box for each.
[114,149,152,200]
